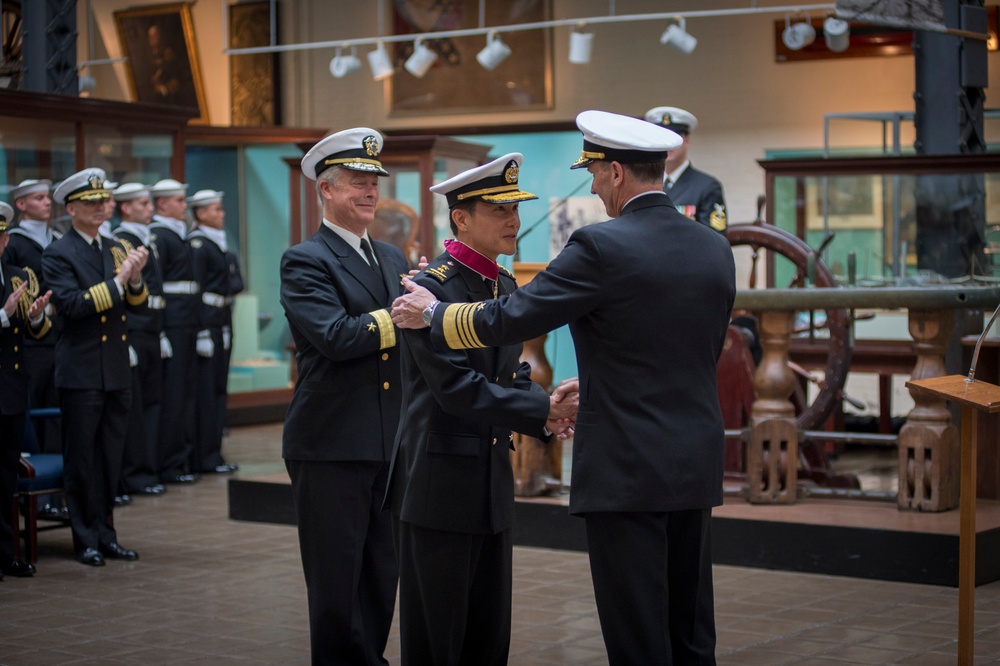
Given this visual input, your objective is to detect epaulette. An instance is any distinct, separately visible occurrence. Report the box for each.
[422,259,458,283]
[498,264,517,282]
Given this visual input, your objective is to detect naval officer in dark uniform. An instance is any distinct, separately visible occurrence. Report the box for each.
[392,111,736,665]
[186,189,237,474]
[279,128,408,666]
[149,178,200,484]
[645,106,728,234]
[0,200,51,579]
[385,153,577,666]
[42,168,149,566]
[112,183,167,497]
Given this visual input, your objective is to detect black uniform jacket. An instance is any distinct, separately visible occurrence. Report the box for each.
[149,219,198,328]
[279,224,408,463]
[188,231,230,331]
[665,163,728,234]
[114,226,164,334]
[432,193,736,515]
[385,254,549,535]
[0,262,51,414]
[6,228,61,344]
[41,232,148,391]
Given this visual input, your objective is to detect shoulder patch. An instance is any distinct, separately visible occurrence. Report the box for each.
[190,238,203,249]
[422,260,456,283]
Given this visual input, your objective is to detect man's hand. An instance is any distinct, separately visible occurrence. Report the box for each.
[28,290,52,321]
[546,377,579,441]
[551,377,579,405]
[3,282,27,318]
[391,277,436,329]
[406,255,429,278]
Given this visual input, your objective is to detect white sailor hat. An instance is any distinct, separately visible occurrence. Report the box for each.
[570,110,683,170]
[104,181,119,191]
[187,189,224,207]
[113,182,151,202]
[53,168,111,204]
[643,106,698,135]
[9,179,52,201]
[0,201,13,232]
[302,127,389,180]
[149,178,188,198]
[431,153,538,209]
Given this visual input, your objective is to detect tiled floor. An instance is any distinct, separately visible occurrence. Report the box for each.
[4,423,1000,665]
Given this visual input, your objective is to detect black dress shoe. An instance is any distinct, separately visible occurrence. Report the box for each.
[38,503,68,520]
[133,484,166,495]
[164,473,200,484]
[114,494,132,507]
[99,542,139,561]
[206,463,238,474]
[77,548,105,566]
[1,558,37,577]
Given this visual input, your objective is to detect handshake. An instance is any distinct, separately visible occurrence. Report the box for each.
[547,377,580,441]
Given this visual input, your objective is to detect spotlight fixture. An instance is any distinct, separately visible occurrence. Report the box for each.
[782,13,817,50]
[568,24,594,64]
[823,16,850,52]
[476,31,512,71]
[404,38,438,78]
[329,45,361,78]
[367,41,394,80]
[78,73,97,94]
[660,17,697,54]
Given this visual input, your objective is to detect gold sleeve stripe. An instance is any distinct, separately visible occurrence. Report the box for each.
[126,282,149,306]
[443,303,486,350]
[88,282,114,312]
[29,316,51,339]
[369,308,396,350]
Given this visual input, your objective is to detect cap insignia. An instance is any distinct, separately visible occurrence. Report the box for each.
[662,113,672,125]
[504,161,519,184]
[363,135,379,157]
[89,174,103,190]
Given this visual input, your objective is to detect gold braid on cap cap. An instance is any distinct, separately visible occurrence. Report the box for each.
[456,184,520,201]
[323,157,385,169]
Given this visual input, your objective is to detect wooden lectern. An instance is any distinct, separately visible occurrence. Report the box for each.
[906,373,1000,665]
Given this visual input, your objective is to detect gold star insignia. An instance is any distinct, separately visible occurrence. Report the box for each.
[367,322,377,332]
[477,303,485,311]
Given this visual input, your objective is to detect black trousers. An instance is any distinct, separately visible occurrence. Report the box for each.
[121,331,162,492]
[0,411,25,560]
[585,509,717,666]
[193,327,227,472]
[159,326,196,478]
[393,518,512,666]
[286,459,398,666]
[60,388,130,553]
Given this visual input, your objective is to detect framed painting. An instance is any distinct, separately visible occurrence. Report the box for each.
[388,0,552,117]
[229,1,281,126]
[114,3,209,123]
[806,175,885,231]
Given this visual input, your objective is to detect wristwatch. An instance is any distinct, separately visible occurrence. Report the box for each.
[421,300,439,326]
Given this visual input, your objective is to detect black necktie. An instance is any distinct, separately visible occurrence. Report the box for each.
[360,238,379,274]
[91,239,101,253]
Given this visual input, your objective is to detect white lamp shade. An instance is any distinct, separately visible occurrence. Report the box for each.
[330,47,362,78]
[367,42,394,80]
[569,31,594,64]
[660,20,697,54]
[404,40,438,78]
[476,33,512,71]
[823,17,850,52]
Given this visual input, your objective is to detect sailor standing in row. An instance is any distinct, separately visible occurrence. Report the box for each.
[187,189,237,474]
[6,179,62,456]
[113,183,168,497]
[149,179,200,484]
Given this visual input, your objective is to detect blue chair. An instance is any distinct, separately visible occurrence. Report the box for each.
[15,408,67,563]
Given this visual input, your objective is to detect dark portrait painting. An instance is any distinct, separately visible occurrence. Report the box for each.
[115,3,208,123]
[388,0,552,116]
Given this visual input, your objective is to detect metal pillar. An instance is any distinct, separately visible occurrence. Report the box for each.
[22,0,78,94]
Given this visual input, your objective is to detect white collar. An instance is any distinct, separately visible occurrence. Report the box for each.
[74,226,100,247]
[151,214,187,239]
[665,160,691,185]
[116,221,151,246]
[190,225,227,252]
[323,219,373,259]
[10,219,55,248]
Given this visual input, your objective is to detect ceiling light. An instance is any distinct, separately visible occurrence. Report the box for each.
[476,31,511,71]
[823,16,850,52]
[660,17,697,54]
[568,25,594,64]
[329,46,361,78]
[782,13,817,50]
[404,38,438,78]
[367,41,394,80]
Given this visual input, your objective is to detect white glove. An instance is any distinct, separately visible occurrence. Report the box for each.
[222,325,232,351]
[159,332,173,359]
[128,345,139,368]
[196,330,215,358]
